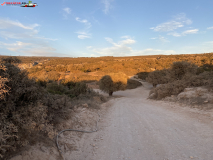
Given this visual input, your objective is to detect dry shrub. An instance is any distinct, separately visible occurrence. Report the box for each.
[46,71,60,81]
[146,69,170,87]
[137,72,149,80]
[61,81,88,98]
[99,75,114,96]
[0,58,75,159]
[29,71,60,83]
[2,57,21,64]
[46,82,68,95]
[149,71,213,100]
[147,61,198,87]
[150,80,186,100]
[148,61,213,100]
[109,72,128,91]
[170,61,198,80]
[0,64,9,100]
[99,72,128,96]
[0,59,49,159]
[126,79,142,89]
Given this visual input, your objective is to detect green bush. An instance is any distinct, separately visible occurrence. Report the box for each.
[47,81,87,98]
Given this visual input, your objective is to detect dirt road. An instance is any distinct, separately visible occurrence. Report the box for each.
[70,81,213,160]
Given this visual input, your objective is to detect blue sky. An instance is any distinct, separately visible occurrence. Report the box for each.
[0,0,213,57]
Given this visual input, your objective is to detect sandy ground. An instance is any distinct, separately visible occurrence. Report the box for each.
[10,81,213,160]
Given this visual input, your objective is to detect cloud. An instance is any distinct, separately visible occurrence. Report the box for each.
[62,7,71,19]
[158,35,169,42]
[0,18,39,30]
[207,26,213,30]
[75,17,92,39]
[0,40,58,56]
[78,34,90,39]
[0,18,56,41]
[75,17,92,29]
[150,13,192,32]
[75,31,91,39]
[34,36,58,41]
[88,37,175,57]
[167,32,182,37]
[167,29,199,37]
[63,7,71,14]
[182,29,198,35]
[102,0,114,14]
[0,18,58,56]
[150,35,170,42]
[0,41,31,51]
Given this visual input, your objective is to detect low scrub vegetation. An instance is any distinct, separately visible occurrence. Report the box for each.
[3,53,211,84]
[126,79,142,89]
[0,57,102,159]
[148,61,213,100]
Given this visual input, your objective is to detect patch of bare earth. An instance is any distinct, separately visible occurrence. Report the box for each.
[9,101,111,160]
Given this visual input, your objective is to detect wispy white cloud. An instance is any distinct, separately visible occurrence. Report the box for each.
[75,17,92,29]
[63,7,71,14]
[75,17,92,39]
[62,7,71,19]
[150,35,170,42]
[76,32,91,39]
[0,18,57,41]
[168,29,199,37]
[158,35,170,42]
[121,35,132,39]
[0,41,31,52]
[0,18,39,30]
[150,13,192,32]
[0,40,56,55]
[34,36,58,41]
[0,18,58,56]
[88,37,175,56]
[207,26,213,30]
[167,32,182,37]
[182,29,198,35]
[102,0,114,14]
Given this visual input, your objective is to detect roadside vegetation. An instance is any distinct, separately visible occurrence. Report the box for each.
[0,57,106,159]
[147,61,213,101]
